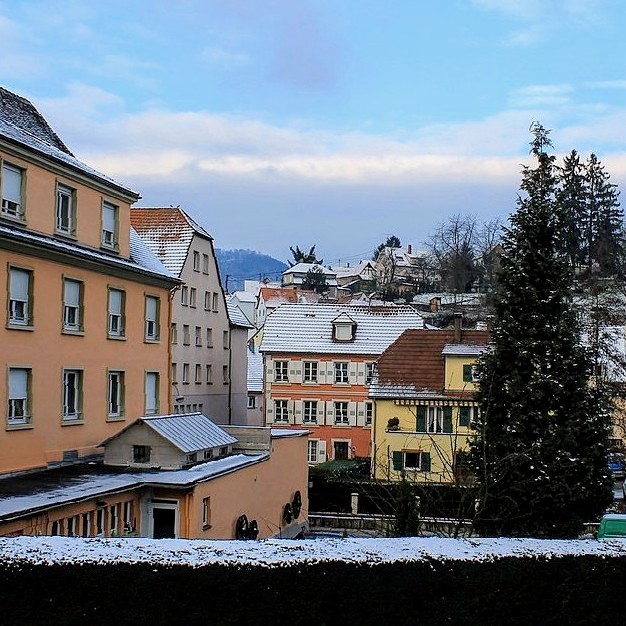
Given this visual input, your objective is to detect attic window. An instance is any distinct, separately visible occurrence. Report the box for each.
[133,445,151,463]
[187,452,198,464]
[332,321,356,342]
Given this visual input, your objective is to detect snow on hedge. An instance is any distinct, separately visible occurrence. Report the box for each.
[2,536,626,568]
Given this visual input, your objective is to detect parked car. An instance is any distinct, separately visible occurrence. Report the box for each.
[607,452,625,480]
[597,514,626,539]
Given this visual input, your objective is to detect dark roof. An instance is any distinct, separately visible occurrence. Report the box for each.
[0,87,72,155]
[375,329,490,392]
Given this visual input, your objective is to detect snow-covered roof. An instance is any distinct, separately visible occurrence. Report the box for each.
[283,263,337,276]
[232,290,256,304]
[227,300,254,329]
[331,260,376,278]
[101,413,237,453]
[412,293,483,307]
[260,304,423,355]
[0,88,138,199]
[0,453,266,523]
[247,349,264,393]
[1,536,624,567]
[441,344,488,356]
[0,222,177,283]
[130,207,213,278]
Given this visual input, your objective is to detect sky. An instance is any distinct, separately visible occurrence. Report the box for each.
[2,0,626,265]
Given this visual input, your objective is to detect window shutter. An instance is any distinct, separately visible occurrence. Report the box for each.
[416,406,426,432]
[392,451,403,471]
[64,280,80,306]
[294,400,303,424]
[318,440,327,462]
[3,165,21,203]
[146,296,157,320]
[463,364,472,382]
[348,401,357,425]
[459,406,470,427]
[355,402,365,427]
[443,406,453,433]
[10,269,29,300]
[109,289,122,314]
[103,203,116,231]
[421,452,431,472]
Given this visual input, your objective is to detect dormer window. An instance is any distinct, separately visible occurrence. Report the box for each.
[332,314,357,342]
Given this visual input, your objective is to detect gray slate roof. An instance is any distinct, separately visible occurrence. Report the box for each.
[227,299,254,329]
[141,413,237,453]
[260,303,423,355]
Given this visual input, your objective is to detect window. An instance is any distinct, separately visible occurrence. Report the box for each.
[108,371,124,418]
[223,330,229,349]
[365,401,373,426]
[171,363,178,384]
[189,287,197,308]
[183,325,190,345]
[206,328,213,347]
[365,363,374,384]
[101,201,118,248]
[195,326,202,346]
[195,364,202,384]
[67,515,78,536]
[459,406,478,428]
[133,445,151,463]
[334,441,349,460]
[193,251,200,271]
[416,406,453,434]
[334,401,349,425]
[123,501,134,534]
[202,254,209,274]
[8,267,32,326]
[334,362,349,384]
[222,365,229,384]
[145,296,160,340]
[274,399,289,422]
[1,163,23,219]
[96,508,105,536]
[81,512,91,537]
[274,361,289,382]
[212,292,218,311]
[206,364,212,384]
[109,505,119,536]
[204,291,210,311]
[7,367,31,425]
[171,323,178,344]
[393,450,431,472]
[333,321,355,342]
[202,497,211,529]
[303,361,318,383]
[62,279,83,332]
[463,364,479,383]
[247,395,256,409]
[181,286,188,306]
[187,452,197,464]
[107,288,125,337]
[145,372,159,414]
[308,440,319,463]
[182,363,190,384]
[63,369,83,422]
[204,449,214,460]
[56,184,75,235]
[303,400,317,424]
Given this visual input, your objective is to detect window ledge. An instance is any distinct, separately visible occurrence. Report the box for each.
[6,422,33,431]
[144,338,160,344]
[62,329,85,337]
[55,231,77,241]
[1,214,26,225]
[61,419,85,426]
[100,245,119,254]
[107,334,126,341]
[106,416,126,422]
[6,323,34,331]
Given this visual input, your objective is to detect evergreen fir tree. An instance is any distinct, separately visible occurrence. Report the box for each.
[469,123,613,538]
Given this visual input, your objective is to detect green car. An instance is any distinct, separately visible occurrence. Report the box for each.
[597,514,626,539]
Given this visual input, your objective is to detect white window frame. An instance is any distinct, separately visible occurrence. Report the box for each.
[107,288,125,337]
[189,287,197,308]
[62,369,83,422]
[303,361,318,383]
[303,400,318,424]
[195,326,202,346]
[426,406,444,434]
[307,439,319,463]
[63,278,82,332]
[7,367,31,425]
[144,295,160,341]
[107,370,124,418]
[206,364,212,384]
[274,399,289,423]
[195,364,202,384]
[145,371,159,415]
[56,184,76,235]
[1,162,23,219]
[202,254,209,274]
[365,401,373,426]
[182,363,190,384]
[334,401,349,425]
[274,361,289,383]
[101,201,118,248]
[8,267,32,326]
[247,395,256,409]
[365,362,374,385]
[334,362,349,384]
[193,251,200,271]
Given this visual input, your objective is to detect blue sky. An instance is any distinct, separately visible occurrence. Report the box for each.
[1,0,626,263]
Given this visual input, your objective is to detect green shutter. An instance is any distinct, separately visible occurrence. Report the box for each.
[459,406,470,427]
[443,406,453,433]
[392,451,403,471]
[416,406,426,432]
[421,452,431,472]
[463,364,472,382]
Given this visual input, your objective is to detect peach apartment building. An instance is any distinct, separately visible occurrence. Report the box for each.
[0,87,179,475]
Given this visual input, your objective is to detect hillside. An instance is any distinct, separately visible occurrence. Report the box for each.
[215,249,287,293]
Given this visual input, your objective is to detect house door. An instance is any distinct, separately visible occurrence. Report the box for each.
[334,441,349,461]
[151,501,178,538]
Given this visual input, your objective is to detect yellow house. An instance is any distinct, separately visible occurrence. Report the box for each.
[370,325,489,483]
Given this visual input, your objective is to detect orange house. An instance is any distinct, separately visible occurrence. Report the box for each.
[260,303,423,463]
[0,87,179,475]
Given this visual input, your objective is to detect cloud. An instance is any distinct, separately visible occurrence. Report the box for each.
[201,46,249,69]
[508,84,573,108]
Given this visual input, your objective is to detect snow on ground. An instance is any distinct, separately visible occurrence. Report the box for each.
[2,536,626,568]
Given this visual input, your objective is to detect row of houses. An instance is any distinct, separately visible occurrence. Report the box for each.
[0,87,308,540]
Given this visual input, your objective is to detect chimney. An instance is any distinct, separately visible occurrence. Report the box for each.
[407,244,412,254]
[454,312,463,343]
